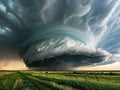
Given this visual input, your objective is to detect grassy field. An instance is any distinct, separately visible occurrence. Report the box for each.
[0,71,120,90]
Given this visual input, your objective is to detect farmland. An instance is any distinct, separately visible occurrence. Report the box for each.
[0,71,120,90]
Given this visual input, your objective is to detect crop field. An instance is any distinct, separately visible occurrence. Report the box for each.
[0,71,120,90]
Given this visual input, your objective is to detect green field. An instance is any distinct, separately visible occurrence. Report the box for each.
[0,71,120,90]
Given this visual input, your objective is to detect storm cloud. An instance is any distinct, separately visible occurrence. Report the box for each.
[0,0,120,70]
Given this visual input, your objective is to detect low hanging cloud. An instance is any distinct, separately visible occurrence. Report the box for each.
[23,37,110,70]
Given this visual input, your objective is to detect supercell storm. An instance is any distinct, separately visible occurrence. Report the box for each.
[0,0,120,70]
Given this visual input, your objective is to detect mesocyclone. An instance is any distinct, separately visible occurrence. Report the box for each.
[0,0,120,70]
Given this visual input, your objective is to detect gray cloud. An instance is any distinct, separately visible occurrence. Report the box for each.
[23,37,110,70]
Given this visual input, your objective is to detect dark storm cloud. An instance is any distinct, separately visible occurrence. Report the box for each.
[23,37,110,69]
[0,0,120,70]
[27,54,108,70]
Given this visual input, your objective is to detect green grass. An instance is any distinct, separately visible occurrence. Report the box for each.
[0,71,120,90]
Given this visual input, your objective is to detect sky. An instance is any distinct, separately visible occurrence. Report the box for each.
[0,0,120,70]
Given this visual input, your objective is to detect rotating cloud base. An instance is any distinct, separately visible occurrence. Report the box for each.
[22,27,109,69]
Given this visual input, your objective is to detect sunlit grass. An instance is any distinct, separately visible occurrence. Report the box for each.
[0,71,120,90]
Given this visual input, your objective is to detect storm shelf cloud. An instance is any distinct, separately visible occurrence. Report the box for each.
[0,0,120,70]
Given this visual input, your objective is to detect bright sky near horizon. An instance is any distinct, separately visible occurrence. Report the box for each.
[0,59,119,70]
